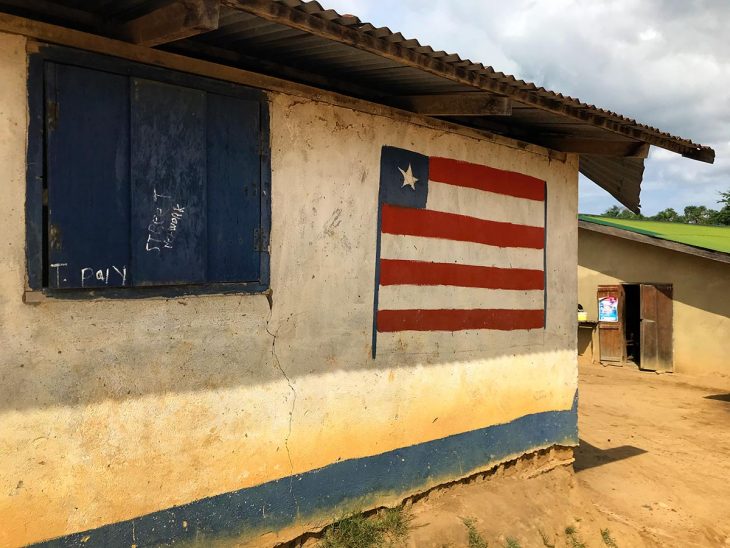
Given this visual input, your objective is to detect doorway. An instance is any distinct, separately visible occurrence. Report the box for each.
[623,284,641,365]
[597,283,674,372]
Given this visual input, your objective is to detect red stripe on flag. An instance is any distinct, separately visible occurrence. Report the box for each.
[430,157,545,201]
[381,204,544,249]
[380,259,544,290]
[377,308,545,332]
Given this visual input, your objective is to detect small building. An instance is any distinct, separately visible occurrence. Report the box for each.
[0,1,714,546]
[578,216,730,377]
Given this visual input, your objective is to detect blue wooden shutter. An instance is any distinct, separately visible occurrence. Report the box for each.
[43,59,266,291]
[130,78,208,286]
[45,63,131,289]
[206,93,262,282]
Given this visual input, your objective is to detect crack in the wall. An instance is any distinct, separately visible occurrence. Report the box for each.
[265,311,298,511]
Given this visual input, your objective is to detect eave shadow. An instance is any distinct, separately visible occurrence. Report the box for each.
[573,438,647,472]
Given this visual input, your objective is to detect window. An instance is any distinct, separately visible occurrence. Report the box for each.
[26,47,270,295]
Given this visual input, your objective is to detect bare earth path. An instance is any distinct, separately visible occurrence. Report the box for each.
[401,363,730,547]
[575,363,730,547]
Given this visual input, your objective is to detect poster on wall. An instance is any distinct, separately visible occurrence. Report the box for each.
[598,296,619,322]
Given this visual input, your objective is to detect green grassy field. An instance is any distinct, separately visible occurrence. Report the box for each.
[579,215,730,253]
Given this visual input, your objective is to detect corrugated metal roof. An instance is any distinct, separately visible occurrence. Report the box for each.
[223,1,713,159]
[579,156,646,213]
[0,0,717,212]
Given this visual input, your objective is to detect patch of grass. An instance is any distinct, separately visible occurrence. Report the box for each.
[504,538,521,548]
[601,528,618,548]
[319,514,379,548]
[538,529,555,548]
[319,507,411,548]
[564,526,586,548]
[378,506,413,545]
[461,517,489,548]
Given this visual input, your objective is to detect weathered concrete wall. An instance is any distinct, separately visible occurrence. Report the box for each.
[578,228,730,377]
[0,31,579,547]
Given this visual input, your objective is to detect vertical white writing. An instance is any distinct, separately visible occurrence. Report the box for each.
[145,193,186,253]
[146,206,165,253]
[153,188,171,202]
[163,205,186,249]
[145,235,161,253]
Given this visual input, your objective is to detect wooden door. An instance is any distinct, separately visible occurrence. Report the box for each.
[598,285,625,363]
[640,284,674,372]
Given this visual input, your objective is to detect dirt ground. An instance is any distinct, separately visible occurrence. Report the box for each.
[402,363,730,547]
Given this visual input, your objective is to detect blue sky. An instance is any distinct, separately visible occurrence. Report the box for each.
[322,0,729,215]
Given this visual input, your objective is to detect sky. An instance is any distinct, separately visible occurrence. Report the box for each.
[321,0,730,215]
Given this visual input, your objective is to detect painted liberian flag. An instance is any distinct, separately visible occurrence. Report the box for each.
[372,146,546,358]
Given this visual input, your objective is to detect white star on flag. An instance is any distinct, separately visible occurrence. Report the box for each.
[398,164,418,190]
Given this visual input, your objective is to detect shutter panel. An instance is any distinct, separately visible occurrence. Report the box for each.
[130,78,207,286]
[46,63,131,289]
[206,93,262,282]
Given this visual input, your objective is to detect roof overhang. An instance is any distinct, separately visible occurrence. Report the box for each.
[0,0,715,213]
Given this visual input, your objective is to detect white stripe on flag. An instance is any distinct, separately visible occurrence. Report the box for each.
[380,233,544,271]
[378,285,544,311]
[376,328,546,356]
[425,181,545,227]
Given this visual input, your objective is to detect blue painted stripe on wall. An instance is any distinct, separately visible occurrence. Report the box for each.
[31,398,577,547]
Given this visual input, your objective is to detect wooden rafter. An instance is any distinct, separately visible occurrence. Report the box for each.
[388,93,511,116]
[117,0,221,47]
[534,138,650,158]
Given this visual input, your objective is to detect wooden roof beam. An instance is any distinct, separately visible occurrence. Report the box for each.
[536,137,650,157]
[388,93,511,116]
[117,0,221,47]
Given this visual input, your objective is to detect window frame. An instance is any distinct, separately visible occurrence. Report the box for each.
[25,44,271,300]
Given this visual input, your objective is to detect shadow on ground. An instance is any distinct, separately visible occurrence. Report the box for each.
[573,438,647,472]
[705,393,730,402]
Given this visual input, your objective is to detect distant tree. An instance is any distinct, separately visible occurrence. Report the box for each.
[709,190,730,226]
[602,205,623,217]
[652,208,682,222]
[618,209,644,220]
[601,206,643,220]
[595,189,730,225]
[683,205,713,224]
[720,190,730,207]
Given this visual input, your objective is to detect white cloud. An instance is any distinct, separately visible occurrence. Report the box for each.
[639,28,660,41]
[323,0,729,215]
